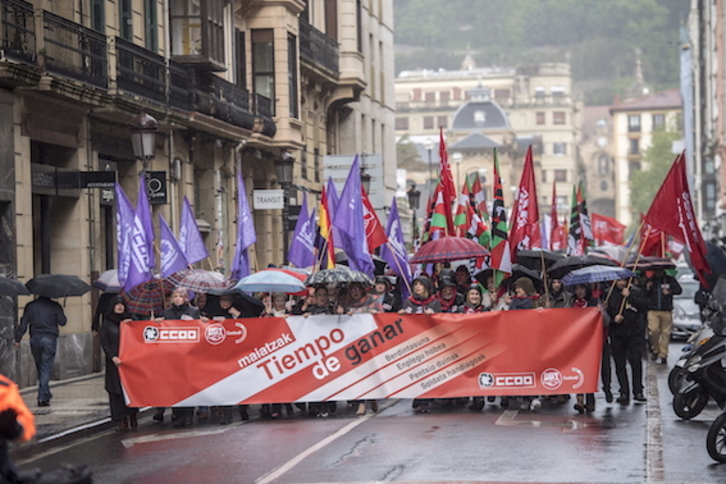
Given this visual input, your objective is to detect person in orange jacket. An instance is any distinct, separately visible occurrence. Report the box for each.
[0,373,36,482]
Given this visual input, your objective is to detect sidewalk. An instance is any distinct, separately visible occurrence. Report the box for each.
[13,372,149,460]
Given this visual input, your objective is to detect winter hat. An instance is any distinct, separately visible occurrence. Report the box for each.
[513,277,535,296]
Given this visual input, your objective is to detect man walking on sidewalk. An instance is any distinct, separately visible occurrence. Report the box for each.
[14,296,67,407]
[644,268,682,364]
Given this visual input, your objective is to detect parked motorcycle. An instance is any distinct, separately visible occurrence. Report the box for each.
[707,410,726,463]
[668,323,714,395]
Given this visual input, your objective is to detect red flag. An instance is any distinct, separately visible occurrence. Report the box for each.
[470,174,487,218]
[509,146,541,261]
[639,219,662,257]
[438,128,456,235]
[591,213,626,245]
[549,183,566,250]
[361,187,387,250]
[644,152,711,286]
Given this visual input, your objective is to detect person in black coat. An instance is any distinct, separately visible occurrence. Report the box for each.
[100,295,138,431]
[644,268,682,364]
[607,278,649,405]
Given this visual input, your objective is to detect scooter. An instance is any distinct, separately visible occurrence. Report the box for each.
[668,323,714,395]
[707,410,726,463]
[672,332,726,420]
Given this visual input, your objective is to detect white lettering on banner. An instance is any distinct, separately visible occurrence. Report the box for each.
[515,188,529,229]
[237,333,295,368]
[255,328,345,380]
[493,373,536,388]
[144,326,200,343]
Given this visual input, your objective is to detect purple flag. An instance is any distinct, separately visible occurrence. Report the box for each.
[326,177,343,249]
[379,198,413,285]
[230,172,256,280]
[287,193,315,267]
[179,196,209,265]
[332,156,374,276]
[124,192,154,292]
[159,214,188,278]
[115,183,135,285]
[137,172,156,269]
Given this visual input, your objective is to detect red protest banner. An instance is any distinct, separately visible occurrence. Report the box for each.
[119,309,602,407]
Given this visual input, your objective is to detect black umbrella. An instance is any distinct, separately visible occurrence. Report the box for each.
[26,274,92,298]
[205,288,265,318]
[474,264,542,289]
[335,252,388,275]
[547,255,618,280]
[515,249,565,273]
[305,267,373,286]
[625,255,676,271]
[0,276,30,296]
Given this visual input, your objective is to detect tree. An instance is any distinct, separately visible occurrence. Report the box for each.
[629,127,682,218]
[396,135,424,171]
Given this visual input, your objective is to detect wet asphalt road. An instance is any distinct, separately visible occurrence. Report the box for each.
[15,342,726,484]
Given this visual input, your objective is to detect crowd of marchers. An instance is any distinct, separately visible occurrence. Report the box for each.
[79,262,683,431]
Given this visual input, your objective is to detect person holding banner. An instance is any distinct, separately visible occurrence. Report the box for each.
[437,277,465,313]
[338,282,382,315]
[461,285,488,314]
[100,295,139,431]
[154,287,202,427]
[372,276,400,313]
[570,285,599,413]
[400,277,441,315]
[606,278,648,405]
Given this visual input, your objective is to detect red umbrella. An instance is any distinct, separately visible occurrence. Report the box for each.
[123,279,174,316]
[410,237,490,264]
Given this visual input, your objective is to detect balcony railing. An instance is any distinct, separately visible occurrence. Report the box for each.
[169,60,192,110]
[43,11,107,88]
[116,37,165,104]
[1,0,35,64]
[253,92,273,118]
[299,19,339,76]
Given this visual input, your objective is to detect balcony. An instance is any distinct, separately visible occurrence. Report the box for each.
[1,0,35,65]
[193,72,253,129]
[169,60,193,111]
[299,19,339,77]
[42,11,107,88]
[115,37,165,104]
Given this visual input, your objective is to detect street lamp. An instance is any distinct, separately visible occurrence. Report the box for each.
[407,184,421,246]
[275,151,295,263]
[360,165,372,194]
[451,151,463,190]
[423,138,434,185]
[130,110,158,169]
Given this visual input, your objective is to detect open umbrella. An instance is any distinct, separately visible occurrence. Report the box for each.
[0,277,29,296]
[176,269,232,293]
[235,270,306,294]
[588,245,629,265]
[410,237,489,264]
[562,265,637,286]
[26,274,91,298]
[335,252,388,275]
[92,269,121,293]
[123,279,174,315]
[205,288,266,317]
[547,254,618,280]
[305,267,373,286]
[515,249,564,272]
[625,255,676,271]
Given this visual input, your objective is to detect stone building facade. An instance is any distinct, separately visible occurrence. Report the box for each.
[0,0,394,386]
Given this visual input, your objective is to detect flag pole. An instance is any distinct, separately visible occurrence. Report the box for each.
[604,219,646,305]
[385,241,412,295]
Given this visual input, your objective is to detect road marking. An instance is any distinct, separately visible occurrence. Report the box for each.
[646,360,665,481]
[121,425,238,448]
[254,400,396,484]
[495,409,590,430]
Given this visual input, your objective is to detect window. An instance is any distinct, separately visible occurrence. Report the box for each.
[554,169,567,182]
[541,169,547,183]
[170,0,225,66]
[653,114,665,129]
[494,88,510,100]
[551,86,565,97]
[440,91,450,102]
[437,116,448,129]
[452,87,461,100]
[235,29,246,88]
[301,147,308,180]
[553,143,567,155]
[288,33,298,119]
[314,148,320,183]
[252,29,275,115]
[553,112,566,125]
[628,115,641,132]
[473,110,486,125]
[412,88,422,101]
[119,0,132,40]
[144,0,158,52]
[536,112,545,125]
[600,180,608,191]
[423,116,434,129]
[395,117,409,130]
[705,180,716,213]
[425,92,436,102]
[92,0,105,33]
[356,0,362,52]
[629,138,639,155]
[534,86,545,98]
